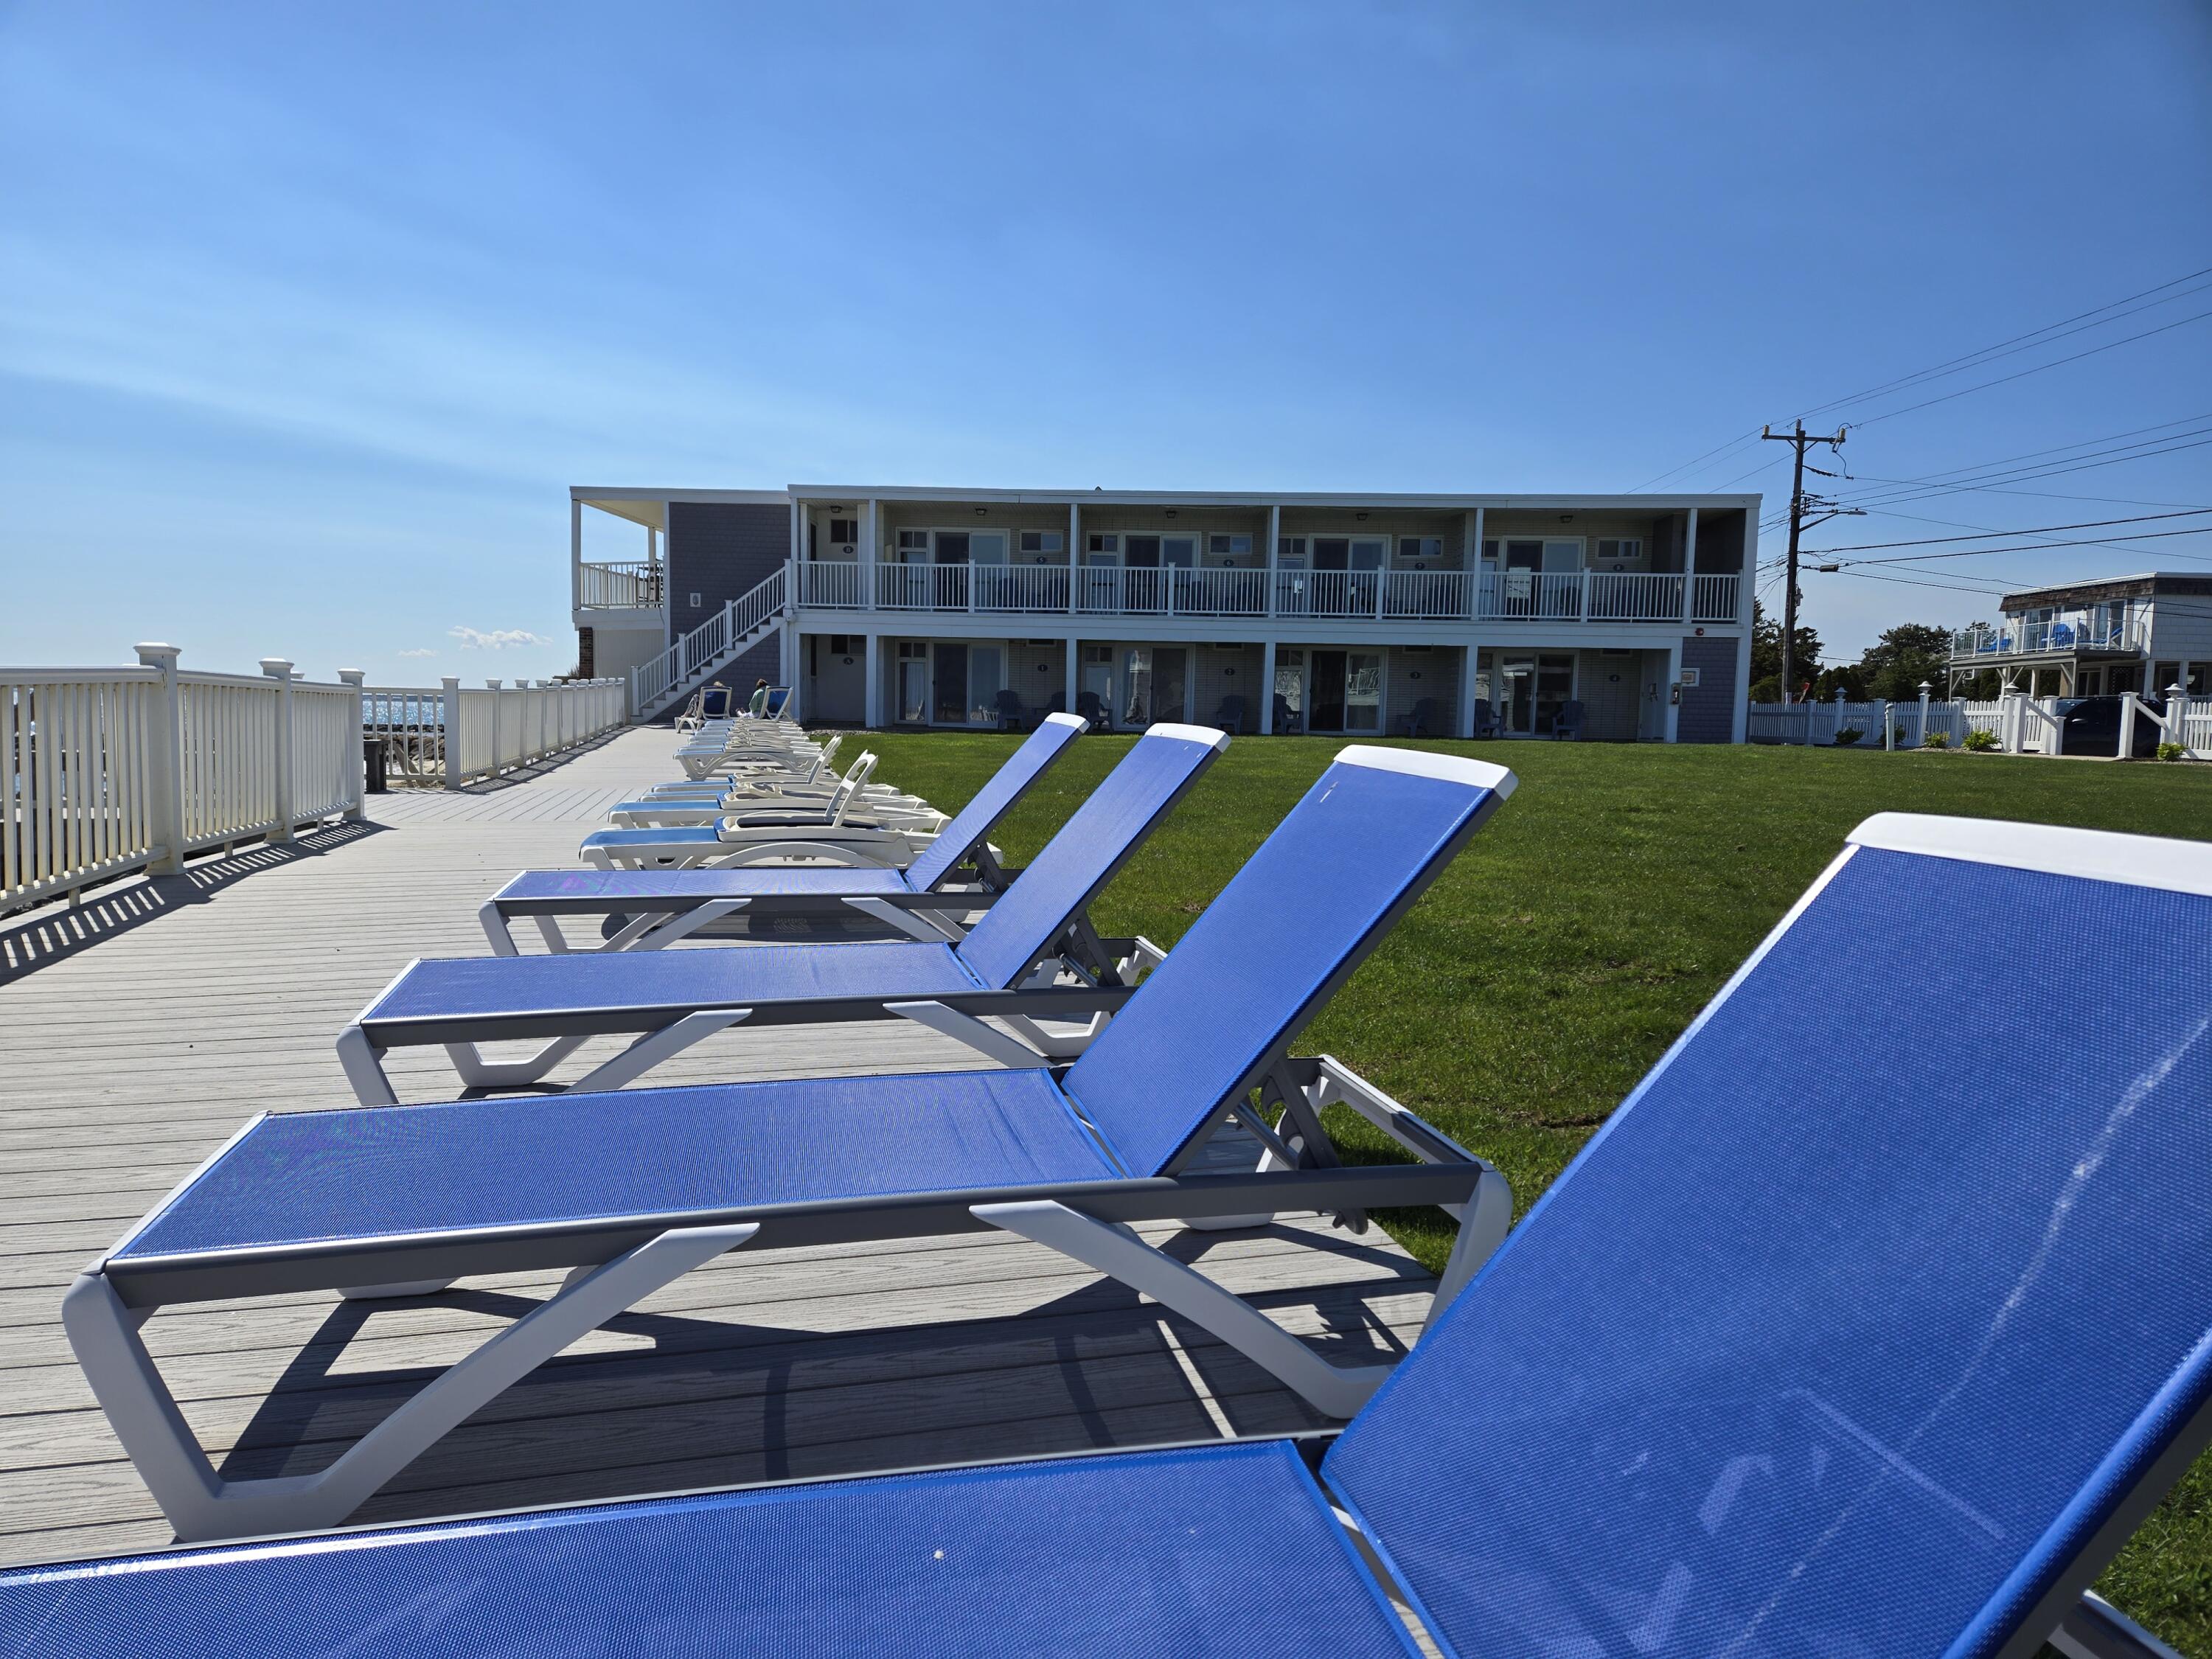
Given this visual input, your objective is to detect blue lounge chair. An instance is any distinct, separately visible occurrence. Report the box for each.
[336,726,1228,1104]
[479,714,1090,954]
[23,812,2212,1659]
[61,745,1519,1542]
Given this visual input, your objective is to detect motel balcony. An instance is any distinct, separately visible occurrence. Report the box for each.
[792,561,1744,627]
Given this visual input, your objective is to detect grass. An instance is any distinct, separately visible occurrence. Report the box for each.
[858,731,2212,1654]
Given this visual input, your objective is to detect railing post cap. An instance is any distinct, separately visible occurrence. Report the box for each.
[260,657,295,677]
[335,669,365,685]
[133,642,181,665]
[441,675,462,689]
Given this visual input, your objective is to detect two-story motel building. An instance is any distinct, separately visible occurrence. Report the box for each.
[571,486,1760,742]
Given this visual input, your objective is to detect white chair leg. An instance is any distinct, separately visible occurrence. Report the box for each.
[842,897,965,943]
[478,899,520,956]
[443,1034,591,1089]
[66,1223,759,1544]
[564,1009,753,1093]
[887,1002,1046,1069]
[972,1200,1394,1419]
[335,1024,399,1107]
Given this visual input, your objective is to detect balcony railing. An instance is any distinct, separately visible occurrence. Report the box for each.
[791,561,1745,625]
[1951,616,2143,660]
[577,560,664,609]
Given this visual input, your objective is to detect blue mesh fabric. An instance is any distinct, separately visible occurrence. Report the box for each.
[955,729,1222,990]
[117,1069,1110,1257]
[1062,759,1497,1176]
[0,1443,1415,1658]
[364,941,979,1026]
[580,826,722,852]
[495,867,911,902]
[904,717,1084,892]
[1324,846,2212,1659]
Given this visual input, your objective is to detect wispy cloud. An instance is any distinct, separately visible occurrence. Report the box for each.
[396,647,436,658]
[449,625,549,650]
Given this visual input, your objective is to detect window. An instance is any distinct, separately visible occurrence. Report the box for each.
[896,529,929,561]
[1399,536,1443,564]
[827,518,859,543]
[1208,533,1253,557]
[1019,530,1065,557]
[1278,536,1307,566]
[1595,538,1643,566]
[1088,533,1119,554]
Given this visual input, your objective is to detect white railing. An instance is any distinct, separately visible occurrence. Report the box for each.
[363,678,627,787]
[2,647,369,917]
[577,560,664,610]
[1586,572,1685,622]
[1478,570,1584,620]
[1743,692,2211,757]
[975,565,1073,612]
[797,561,869,609]
[784,557,1744,627]
[1951,615,2144,660]
[1692,573,1741,623]
[1381,570,1469,619]
[631,567,788,717]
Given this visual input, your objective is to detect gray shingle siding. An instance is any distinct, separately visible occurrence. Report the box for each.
[1679,636,1739,743]
[666,502,787,644]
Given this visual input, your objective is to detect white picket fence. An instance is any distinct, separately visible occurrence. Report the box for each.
[2,646,368,917]
[361,678,628,788]
[1749,691,2207,757]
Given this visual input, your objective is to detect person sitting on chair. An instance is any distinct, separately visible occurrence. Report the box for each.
[746,678,771,717]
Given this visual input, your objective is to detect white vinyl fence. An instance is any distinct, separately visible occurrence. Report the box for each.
[2,646,368,917]
[360,677,628,789]
[1749,689,2208,758]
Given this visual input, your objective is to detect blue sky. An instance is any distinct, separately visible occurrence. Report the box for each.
[2,0,2208,677]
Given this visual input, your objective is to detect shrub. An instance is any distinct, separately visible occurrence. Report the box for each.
[2159,742,2188,762]
[1921,730,1950,750]
[1832,727,1864,745]
[1963,728,1999,751]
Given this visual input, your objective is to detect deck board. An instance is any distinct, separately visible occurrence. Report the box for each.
[0,726,1436,1568]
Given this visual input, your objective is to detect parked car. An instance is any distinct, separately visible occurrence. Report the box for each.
[2054,695,2165,758]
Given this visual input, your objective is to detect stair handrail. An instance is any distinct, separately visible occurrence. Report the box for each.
[630,566,790,719]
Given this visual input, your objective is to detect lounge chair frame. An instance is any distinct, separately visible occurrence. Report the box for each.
[66,1054,1507,1545]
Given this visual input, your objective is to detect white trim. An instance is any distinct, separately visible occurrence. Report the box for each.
[1848,813,2212,897]
[1144,722,1231,751]
[1040,711,1087,732]
[1335,745,1517,799]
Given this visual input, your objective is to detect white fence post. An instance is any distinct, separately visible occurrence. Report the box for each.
[2170,685,2194,757]
[259,658,295,843]
[134,643,186,874]
[442,676,466,790]
[1917,683,1932,745]
[335,669,366,818]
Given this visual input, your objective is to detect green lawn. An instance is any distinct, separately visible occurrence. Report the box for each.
[860,731,2212,1654]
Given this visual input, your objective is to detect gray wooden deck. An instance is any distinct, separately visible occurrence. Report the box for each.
[0,726,1434,1568]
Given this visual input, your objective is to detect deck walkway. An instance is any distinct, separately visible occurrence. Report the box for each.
[0,726,1433,1568]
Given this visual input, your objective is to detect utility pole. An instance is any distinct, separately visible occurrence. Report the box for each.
[1762,422,1847,703]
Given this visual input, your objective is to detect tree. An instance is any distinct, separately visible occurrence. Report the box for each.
[1750,601,1823,701]
[1857,623,1954,703]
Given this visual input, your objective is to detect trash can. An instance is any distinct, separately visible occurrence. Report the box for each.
[364,736,388,794]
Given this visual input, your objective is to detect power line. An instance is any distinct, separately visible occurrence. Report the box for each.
[1846,308,2212,428]
[1793,274,2212,422]
[1624,265,2212,490]
[1826,432,2212,511]
[1809,509,2212,554]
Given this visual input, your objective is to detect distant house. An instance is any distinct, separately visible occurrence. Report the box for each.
[570,484,1760,742]
[1947,573,2212,698]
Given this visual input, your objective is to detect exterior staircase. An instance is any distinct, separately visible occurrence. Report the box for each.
[630,567,789,720]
